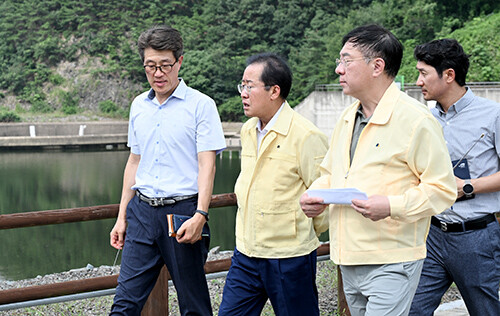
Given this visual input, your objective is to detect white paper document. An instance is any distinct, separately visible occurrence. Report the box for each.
[306,188,368,204]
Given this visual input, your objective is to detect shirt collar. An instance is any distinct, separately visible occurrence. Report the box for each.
[146,78,187,104]
[256,102,285,133]
[356,106,371,122]
[436,87,473,115]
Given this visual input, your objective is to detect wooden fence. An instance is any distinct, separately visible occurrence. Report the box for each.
[0,193,349,315]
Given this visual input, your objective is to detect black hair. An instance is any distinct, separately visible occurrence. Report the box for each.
[342,24,403,78]
[137,25,184,62]
[414,39,469,86]
[246,53,293,100]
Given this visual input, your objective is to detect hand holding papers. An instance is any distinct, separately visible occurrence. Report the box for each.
[306,188,368,205]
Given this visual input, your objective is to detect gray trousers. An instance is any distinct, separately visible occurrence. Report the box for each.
[340,259,424,316]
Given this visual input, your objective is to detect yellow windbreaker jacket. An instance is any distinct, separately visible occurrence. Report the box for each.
[311,83,457,265]
[234,102,329,258]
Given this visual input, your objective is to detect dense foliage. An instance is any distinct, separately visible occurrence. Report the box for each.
[0,0,499,121]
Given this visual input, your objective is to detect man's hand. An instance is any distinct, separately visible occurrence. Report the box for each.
[351,195,390,221]
[110,218,127,249]
[300,192,328,218]
[176,213,206,244]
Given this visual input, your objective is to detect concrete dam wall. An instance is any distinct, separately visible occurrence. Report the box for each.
[0,121,243,150]
[295,83,500,138]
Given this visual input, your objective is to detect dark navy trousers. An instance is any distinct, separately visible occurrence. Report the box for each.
[110,195,212,316]
[218,248,319,316]
[410,219,500,316]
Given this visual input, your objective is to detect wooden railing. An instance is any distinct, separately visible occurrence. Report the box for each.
[0,193,349,315]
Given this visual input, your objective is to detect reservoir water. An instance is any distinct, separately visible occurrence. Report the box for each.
[0,149,240,281]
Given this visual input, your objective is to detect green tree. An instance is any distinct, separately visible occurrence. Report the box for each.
[449,13,500,82]
[0,0,499,121]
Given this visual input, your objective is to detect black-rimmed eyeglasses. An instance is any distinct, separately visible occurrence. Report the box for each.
[143,61,178,74]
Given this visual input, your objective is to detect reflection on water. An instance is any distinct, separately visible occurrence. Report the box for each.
[0,150,240,281]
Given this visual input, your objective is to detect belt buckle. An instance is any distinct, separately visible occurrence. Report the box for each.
[440,221,448,232]
[149,199,161,207]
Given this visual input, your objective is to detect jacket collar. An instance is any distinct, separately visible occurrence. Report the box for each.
[344,82,399,126]
[268,101,293,136]
[247,101,293,136]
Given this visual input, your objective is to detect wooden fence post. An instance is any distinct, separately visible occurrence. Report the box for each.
[337,266,351,316]
[142,266,170,316]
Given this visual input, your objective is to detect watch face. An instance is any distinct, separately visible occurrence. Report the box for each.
[463,183,474,194]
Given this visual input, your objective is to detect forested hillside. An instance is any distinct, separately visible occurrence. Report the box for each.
[0,0,499,122]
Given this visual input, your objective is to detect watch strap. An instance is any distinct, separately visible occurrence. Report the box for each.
[195,210,209,221]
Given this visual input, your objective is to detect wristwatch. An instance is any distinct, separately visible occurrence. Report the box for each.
[463,179,474,198]
[196,210,209,221]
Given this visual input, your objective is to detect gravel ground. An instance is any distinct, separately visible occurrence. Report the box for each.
[0,248,461,316]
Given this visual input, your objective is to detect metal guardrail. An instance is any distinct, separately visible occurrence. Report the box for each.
[0,193,346,315]
[0,255,332,312]
[0,193,236,315]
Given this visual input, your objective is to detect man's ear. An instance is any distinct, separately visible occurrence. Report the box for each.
[269,85,281,101]
[372,57,385,77]
[443,68,456,83]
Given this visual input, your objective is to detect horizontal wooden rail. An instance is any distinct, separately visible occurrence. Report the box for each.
[0,193,237,230]
[0,244,329,305]
[1,194,497,314]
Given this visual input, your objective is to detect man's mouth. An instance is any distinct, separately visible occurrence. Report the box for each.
[155,80,167,87]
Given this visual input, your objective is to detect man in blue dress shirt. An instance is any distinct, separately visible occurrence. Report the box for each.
[410,38,500,315]
[109,25,226,315]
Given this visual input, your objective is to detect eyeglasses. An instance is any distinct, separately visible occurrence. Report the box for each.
[143,61,177,74]
[335,57,368,68]
[237,84,271,94]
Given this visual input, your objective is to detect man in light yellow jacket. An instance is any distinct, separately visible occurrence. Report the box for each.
[300,25,457,316]
[219,53,329,316]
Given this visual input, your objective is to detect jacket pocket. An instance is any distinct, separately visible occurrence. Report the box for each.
[254,207,297,247]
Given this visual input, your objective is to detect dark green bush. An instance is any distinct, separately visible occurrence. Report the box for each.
[28,93,54,113]
[61,91,79,114]
[0,107,21,122]
[99,100,118,114]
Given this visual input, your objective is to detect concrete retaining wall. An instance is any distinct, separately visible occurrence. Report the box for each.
[0,121,243,150]
[0,121,128,137]
[295,84,500,138]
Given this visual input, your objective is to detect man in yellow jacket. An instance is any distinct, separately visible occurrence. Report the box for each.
[300,25,457,316]
[219,53,329,316]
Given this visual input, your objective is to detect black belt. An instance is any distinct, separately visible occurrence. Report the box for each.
[431,213,496,232]
[136,190,197,207]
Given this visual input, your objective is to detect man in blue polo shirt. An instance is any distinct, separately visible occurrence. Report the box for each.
[109,25,226,315]
[410,39,500,315]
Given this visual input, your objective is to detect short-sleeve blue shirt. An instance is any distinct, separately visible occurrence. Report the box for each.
[128,79,226,197]
[432,88,500,221]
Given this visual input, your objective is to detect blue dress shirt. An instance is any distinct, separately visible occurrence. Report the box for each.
[432,88,500,221]
[127,79,226,197]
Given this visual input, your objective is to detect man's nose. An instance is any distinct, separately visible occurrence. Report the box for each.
[335,64,344,75]
[416,76,424,86]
